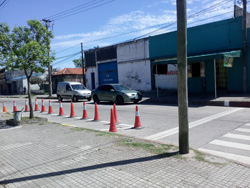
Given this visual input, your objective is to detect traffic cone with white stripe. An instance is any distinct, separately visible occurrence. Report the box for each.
[82,102,88,119]
[109,108,117,132]
[113,103,119,124]
[133,106,142,129]
[34,99,39,111]
[41,100,46,112]
[59,101,64,116]
[13,101,17,112]
[70,101,75,118]
[24,100,29,112]
[93,102,100,121]
[48,100,53,114]
[2,101,7,113]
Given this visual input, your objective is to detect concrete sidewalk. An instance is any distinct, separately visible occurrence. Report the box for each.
[0,112,250,188]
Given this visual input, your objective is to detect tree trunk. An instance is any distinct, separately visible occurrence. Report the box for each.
[27,77,34,119]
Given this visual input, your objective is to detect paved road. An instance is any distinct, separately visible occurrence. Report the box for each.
[2,98,250,166]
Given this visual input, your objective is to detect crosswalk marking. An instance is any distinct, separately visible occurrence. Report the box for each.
[210,140,250,151]
[223,133,250,141]
[198,148,250,165]
[236,128,250,133]
[145,108,243,140]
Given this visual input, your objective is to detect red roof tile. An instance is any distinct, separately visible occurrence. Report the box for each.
[53,68,83,76]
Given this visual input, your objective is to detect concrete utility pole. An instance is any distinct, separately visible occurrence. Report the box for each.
[243,0,247,94]
[42,19,53,96]
[176,0,189,154]
[81,43,86,86]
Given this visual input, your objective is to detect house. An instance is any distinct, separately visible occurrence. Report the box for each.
[0,68,6,95]
[85,39,151,91]
[84,15,249,94]
[0,69,48,95]
[52,68,84,92]
[150,16,244,94]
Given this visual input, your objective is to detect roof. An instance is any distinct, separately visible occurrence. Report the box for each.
[152,50,242,65]
[53,68,83,76]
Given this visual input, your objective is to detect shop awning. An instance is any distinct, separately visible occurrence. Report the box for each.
[152,50,242,65]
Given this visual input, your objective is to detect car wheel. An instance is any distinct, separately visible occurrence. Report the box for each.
[73,95,78,102]
[116,96,124,105]
[58,95,63,102]
[134,100,139,104]
[87,97,91,101]
[93,95,100,104]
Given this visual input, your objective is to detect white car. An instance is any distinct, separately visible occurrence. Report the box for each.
[57,82,91,102]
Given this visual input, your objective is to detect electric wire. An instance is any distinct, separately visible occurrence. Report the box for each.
[45,0,101,19]
[52,52,81,66]
[0,0,6,7]
[44,0,115,21]
[52,0,236,65]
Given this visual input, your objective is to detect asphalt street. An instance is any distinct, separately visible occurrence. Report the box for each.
[1,98,250,166]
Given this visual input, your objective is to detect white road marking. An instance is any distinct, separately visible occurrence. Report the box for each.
[236,128,250,133]
[210,140,250,151]
[223,133,250,141]
[245,123,250,126]
[145,108,243,140]
[198,148,250,165]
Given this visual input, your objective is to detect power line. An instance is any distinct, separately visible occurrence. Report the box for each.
[47,0,103,19]
[0,0,6,7]
[44,0,115,21]
[0,0,8,9]
[55,51,81,60]
[52,52,81,66]
[55,44,80,54]
[53,0,234,54]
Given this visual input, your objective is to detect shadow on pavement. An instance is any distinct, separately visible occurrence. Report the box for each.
[0,151,179,185]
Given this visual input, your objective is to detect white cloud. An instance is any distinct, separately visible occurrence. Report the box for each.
[53,0,234,50]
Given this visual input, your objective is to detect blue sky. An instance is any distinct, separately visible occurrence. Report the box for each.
[0,0,246,69]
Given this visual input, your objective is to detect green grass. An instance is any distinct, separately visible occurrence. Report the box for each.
[118,138,178,155]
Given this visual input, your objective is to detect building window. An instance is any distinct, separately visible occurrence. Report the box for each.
[188,62,205,77]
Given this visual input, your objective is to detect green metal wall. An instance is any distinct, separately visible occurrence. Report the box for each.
[149,16,249,93]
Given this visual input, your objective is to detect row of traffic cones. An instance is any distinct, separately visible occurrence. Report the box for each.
[2,100,142,131]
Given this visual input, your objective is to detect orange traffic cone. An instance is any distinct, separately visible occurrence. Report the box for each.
[24,100,29,112]
[113,103,119,124]
[41,100,46,112]
[109,109,117,132]
[48,100,53,114]
[70,101,75,117]
[2,101,7,113]
[13,101,17,112]
[134,106,142,129]
[34,99,39,111]
[59,101,64,116]
[93,102,100,121]
[82,102,88,119]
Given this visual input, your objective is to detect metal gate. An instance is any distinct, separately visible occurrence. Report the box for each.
[98,61,118,85]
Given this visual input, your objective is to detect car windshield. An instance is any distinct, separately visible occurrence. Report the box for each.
[71,84,85,90]
[113,85,130,91]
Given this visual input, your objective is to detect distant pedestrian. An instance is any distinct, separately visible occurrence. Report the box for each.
[19,87,23,95]
[23,86,26,94]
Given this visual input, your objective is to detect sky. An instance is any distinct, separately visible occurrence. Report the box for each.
[0,0,247,69]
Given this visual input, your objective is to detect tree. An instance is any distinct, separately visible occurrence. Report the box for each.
[0,20,55,119]
[73,58,82,68]
[73,57,84,68]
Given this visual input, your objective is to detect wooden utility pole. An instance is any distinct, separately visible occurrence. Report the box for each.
[81,43,86,86]
[42,19,53,96]
[243,0,247,94]
[176,0,189,154]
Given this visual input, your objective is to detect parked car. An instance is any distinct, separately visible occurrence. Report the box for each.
[57,82,91,102]
[91,84,142,104]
